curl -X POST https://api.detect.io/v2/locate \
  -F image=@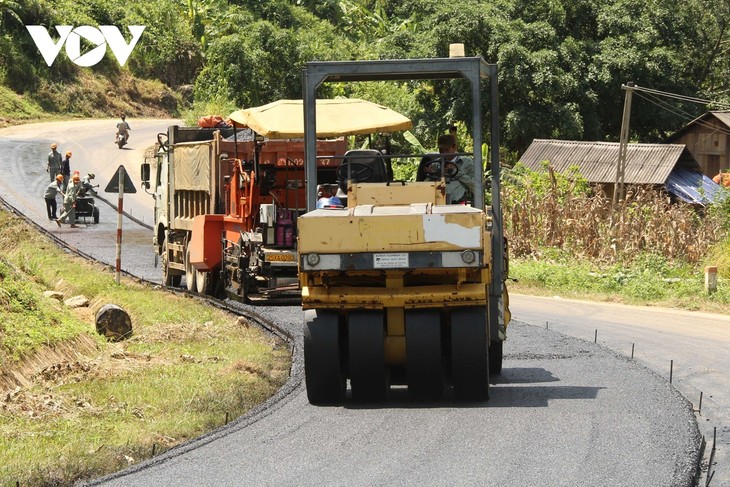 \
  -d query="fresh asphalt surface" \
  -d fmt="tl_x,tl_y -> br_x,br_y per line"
0,121 -> 711,486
